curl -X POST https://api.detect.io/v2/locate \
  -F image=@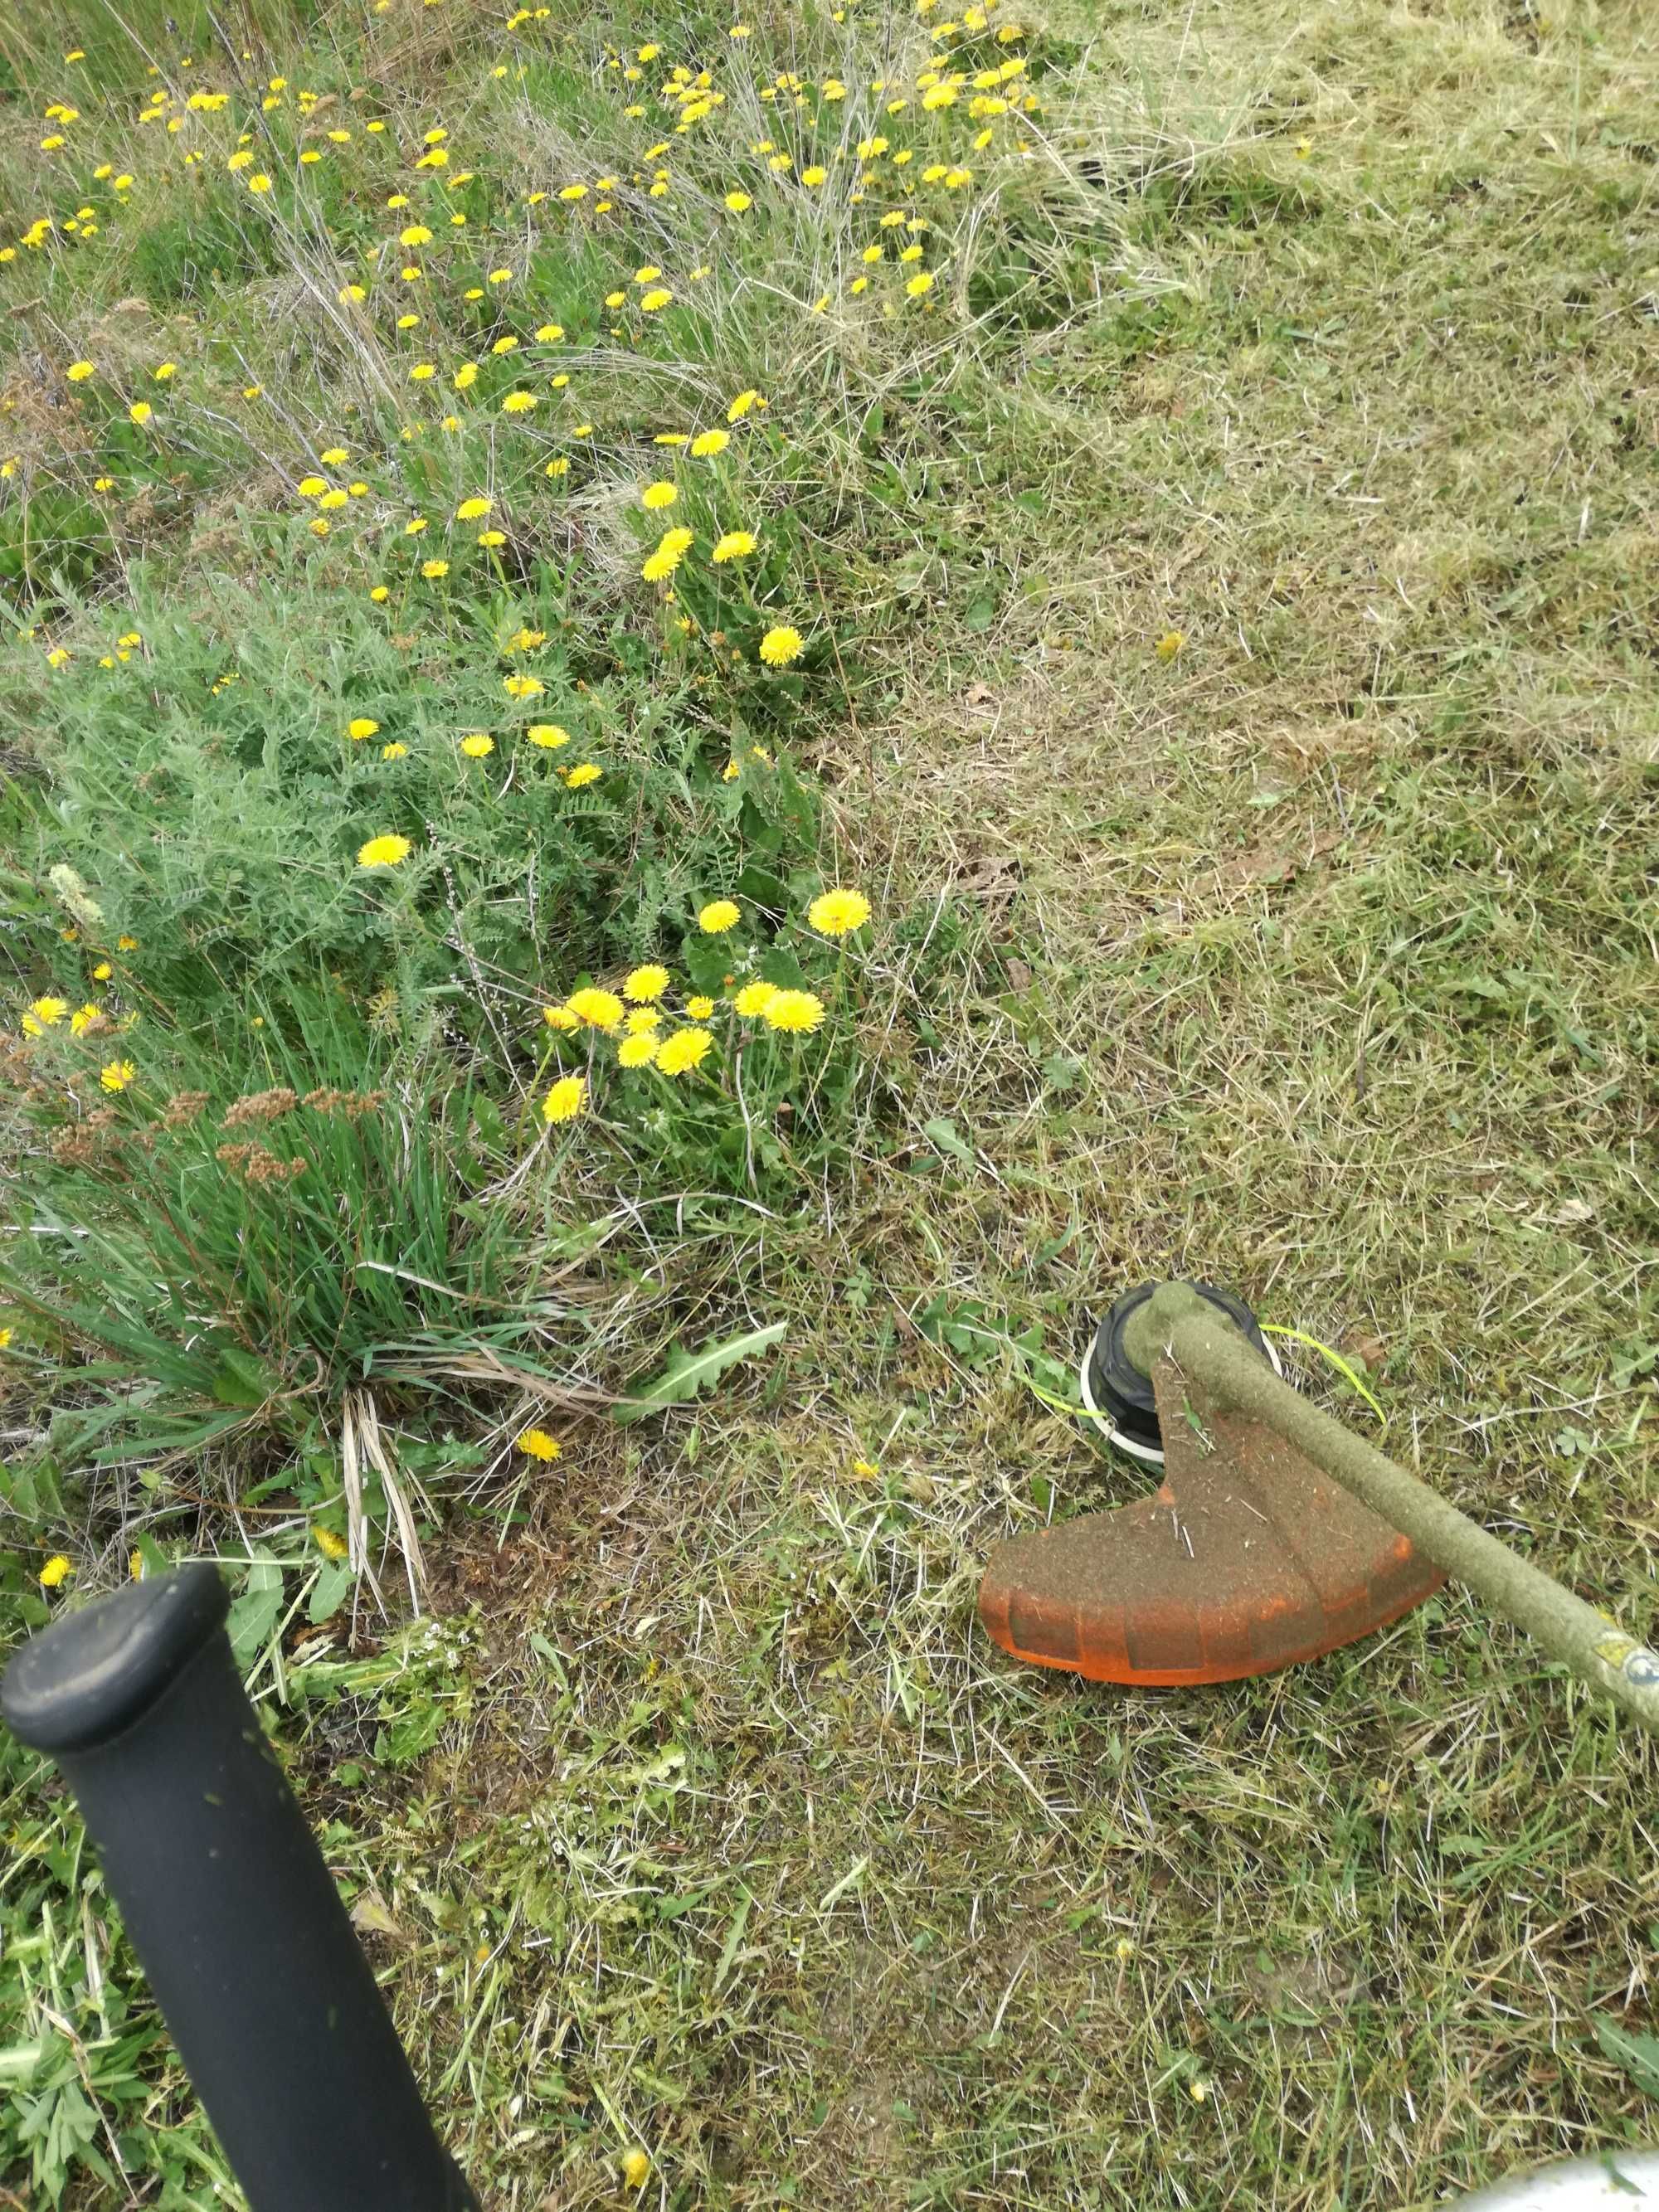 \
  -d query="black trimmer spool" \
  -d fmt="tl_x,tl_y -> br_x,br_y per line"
1082,1280 -> 1281,1466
